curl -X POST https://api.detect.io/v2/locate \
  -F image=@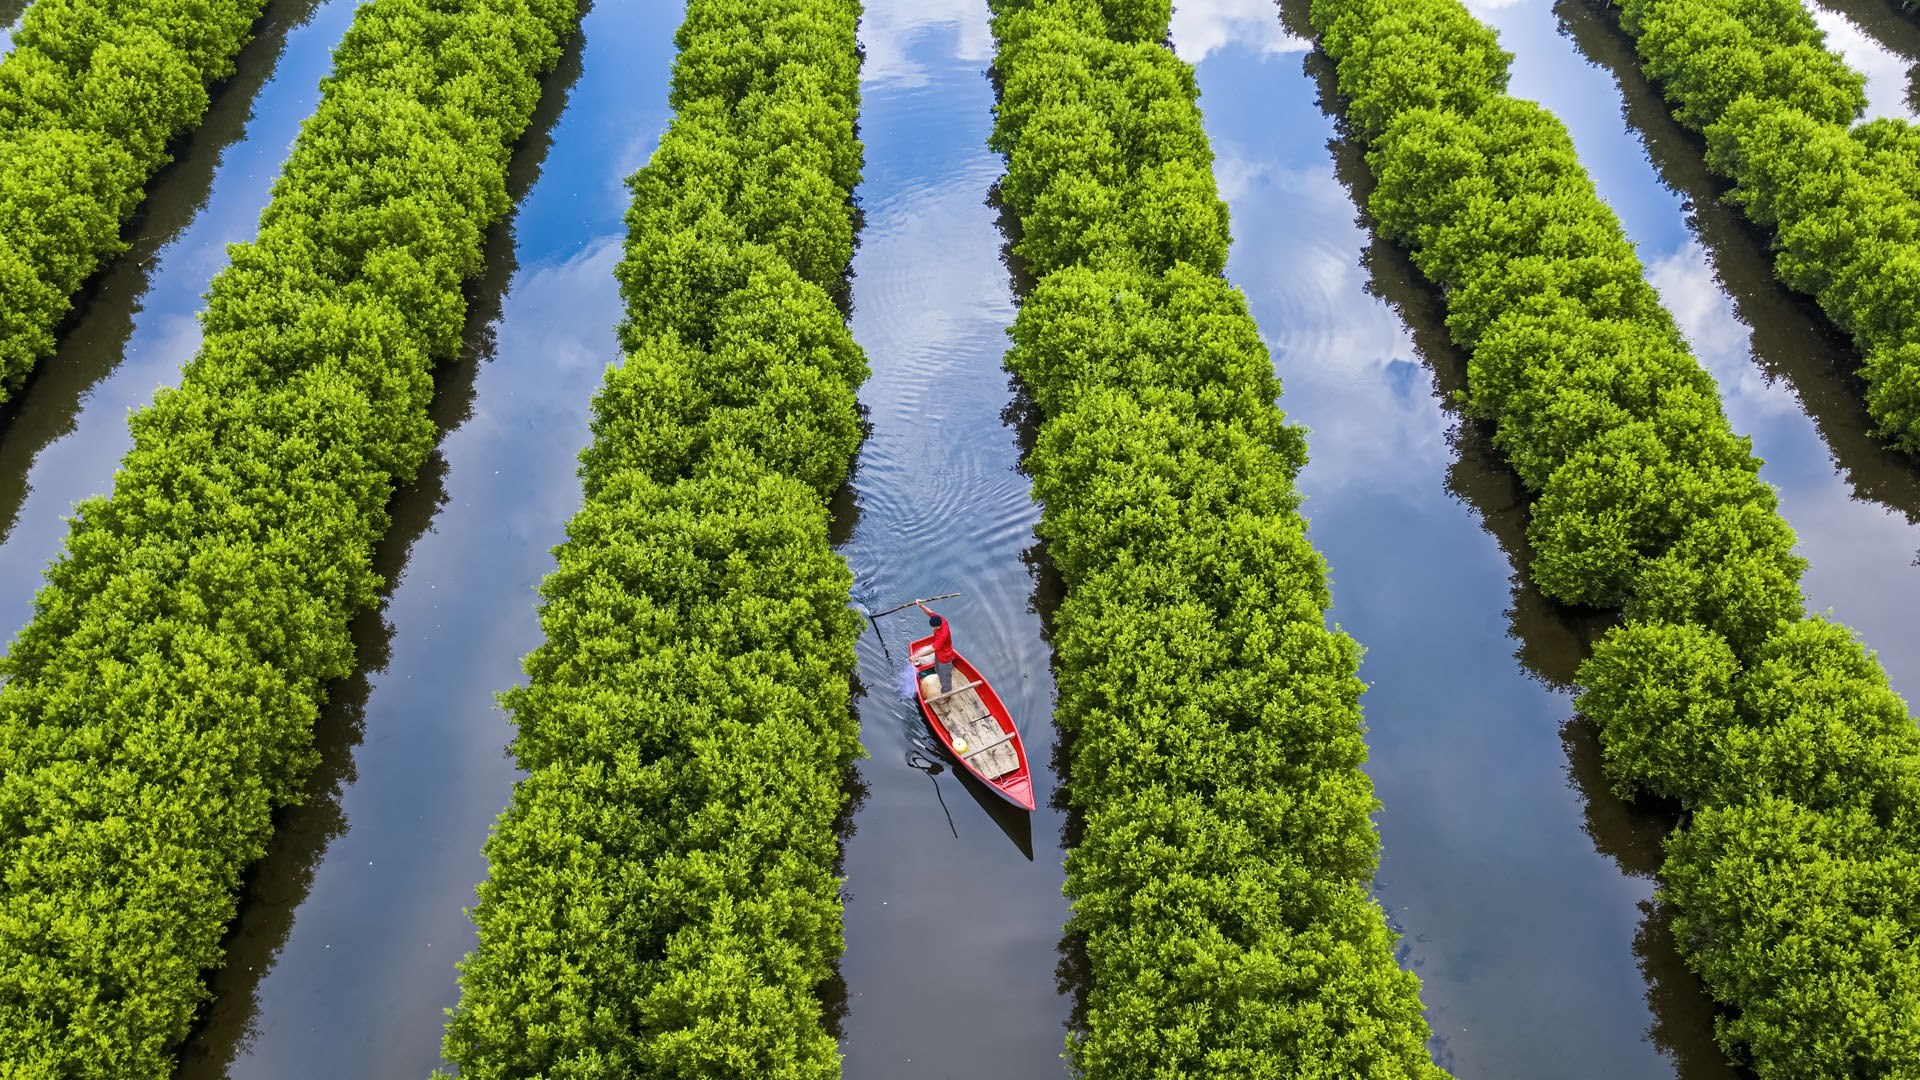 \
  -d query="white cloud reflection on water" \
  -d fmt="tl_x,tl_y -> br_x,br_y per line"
1197,59 -> 1670,1080
859,0 -> 992,88
1808,5 -> 1920,122
1643,241 -> 1803,425
1458,0 -> 1528,17
1169,0 -> 1305,62
1644,242 -> 1920,707
220,231 -> 625,1079
1210,142 -> 1449,498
